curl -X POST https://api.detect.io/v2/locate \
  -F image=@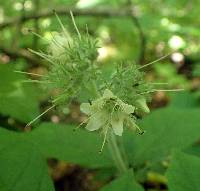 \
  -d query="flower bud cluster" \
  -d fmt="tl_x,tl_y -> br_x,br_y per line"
41,31 -> 99,105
